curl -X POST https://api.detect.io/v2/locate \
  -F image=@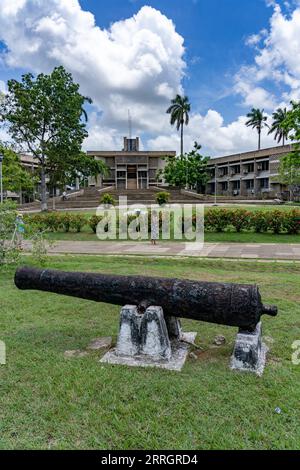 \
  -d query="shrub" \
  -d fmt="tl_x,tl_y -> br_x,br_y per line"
70,214 -> 87,233
282,209 -> 300,234
43,212 -> 61,232
156,191 -> 170,206
249,211 -> 269,233
227,208 -> 251,232
59,213 -> 72,232
205,208 -> 230,232
100,193 -> 116,206
265,210 -> 285,234
89,215 -> 106,233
